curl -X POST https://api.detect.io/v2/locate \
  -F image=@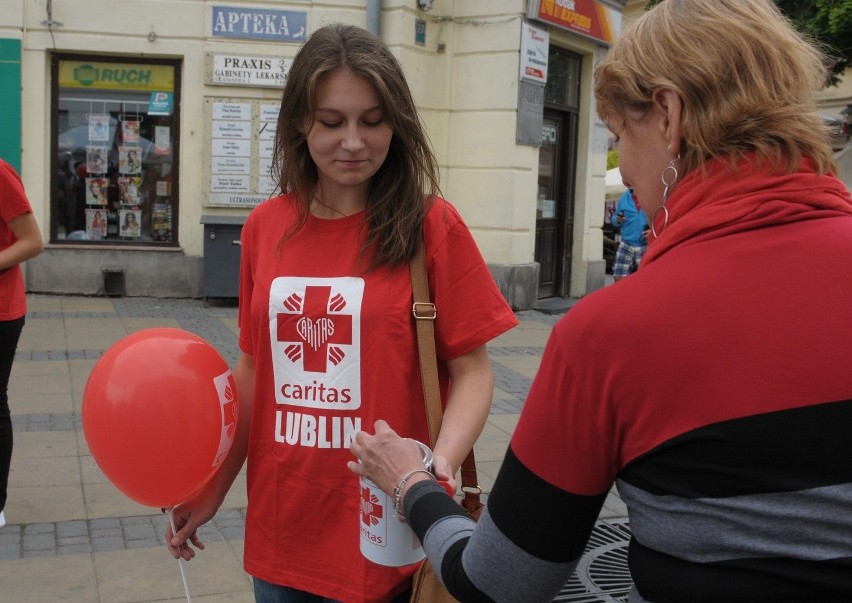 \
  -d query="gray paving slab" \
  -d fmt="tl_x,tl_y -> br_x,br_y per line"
0,291 -> 627,602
